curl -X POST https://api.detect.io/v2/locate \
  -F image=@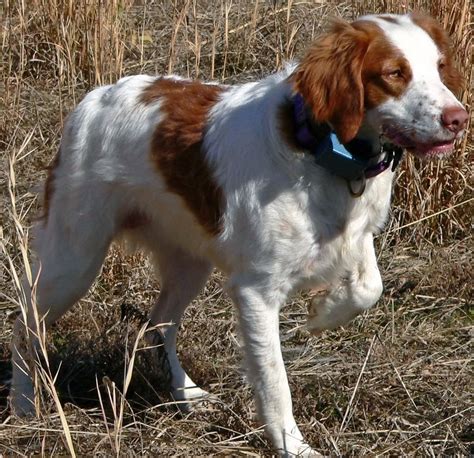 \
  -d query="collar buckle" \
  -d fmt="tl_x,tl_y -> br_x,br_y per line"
347,175 -> 366,197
